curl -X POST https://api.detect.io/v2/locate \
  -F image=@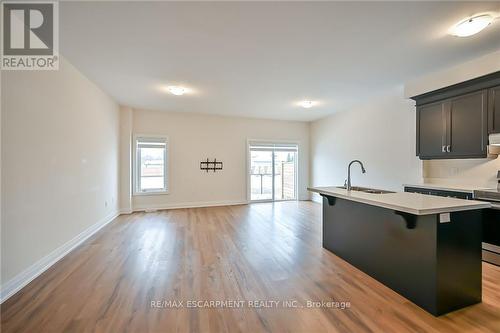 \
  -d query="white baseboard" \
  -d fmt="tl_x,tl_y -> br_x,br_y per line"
0,211 -> 119,304
132,200 -> 248,212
